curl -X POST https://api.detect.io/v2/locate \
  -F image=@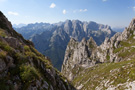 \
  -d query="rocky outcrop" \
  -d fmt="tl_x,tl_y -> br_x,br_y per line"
62,17 -> 135,83
61,37 -> 98,80
0,11 -> 75,90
